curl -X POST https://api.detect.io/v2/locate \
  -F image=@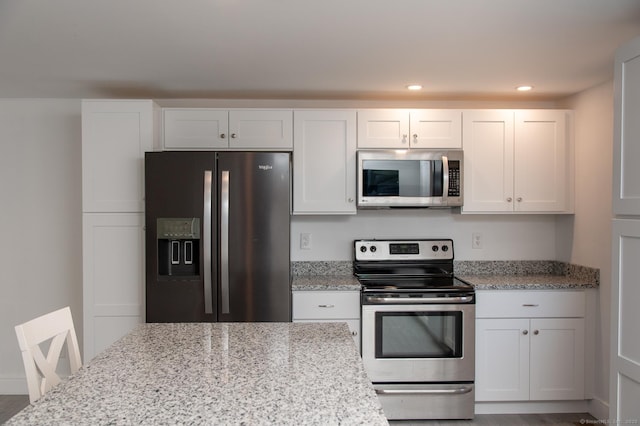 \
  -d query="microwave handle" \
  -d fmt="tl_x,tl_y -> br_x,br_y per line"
442,155 -> 449,201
